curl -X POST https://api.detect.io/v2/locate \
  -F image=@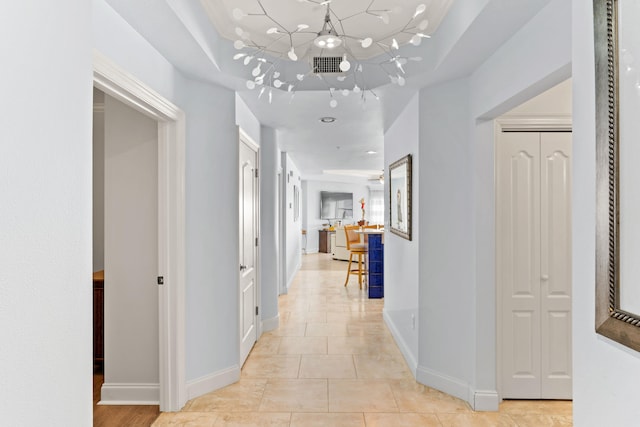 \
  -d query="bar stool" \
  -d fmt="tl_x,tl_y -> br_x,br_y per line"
343,225 -> 367,288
